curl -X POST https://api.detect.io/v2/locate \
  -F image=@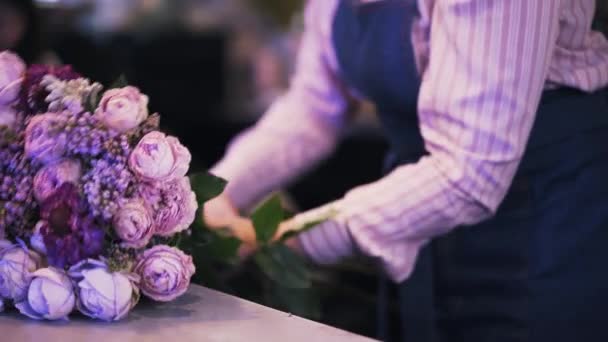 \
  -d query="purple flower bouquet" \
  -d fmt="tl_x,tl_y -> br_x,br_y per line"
0,51 -> 213,321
